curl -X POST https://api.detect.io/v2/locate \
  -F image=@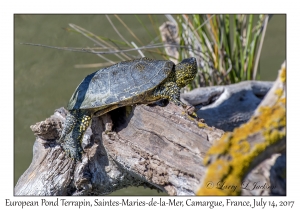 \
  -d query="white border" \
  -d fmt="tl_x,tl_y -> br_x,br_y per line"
2,1 -> 298,209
